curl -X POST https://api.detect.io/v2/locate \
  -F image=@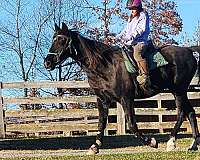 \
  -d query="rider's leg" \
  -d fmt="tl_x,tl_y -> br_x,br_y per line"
133,43 -> 151,86
136,59 -> 151,85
